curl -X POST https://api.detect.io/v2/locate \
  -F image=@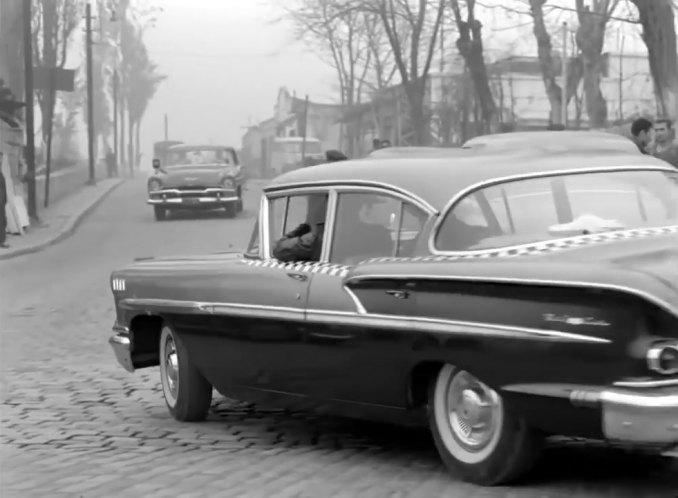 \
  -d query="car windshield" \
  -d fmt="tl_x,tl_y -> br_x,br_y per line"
435,169 -> 678,252
167,148 -> 232,166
